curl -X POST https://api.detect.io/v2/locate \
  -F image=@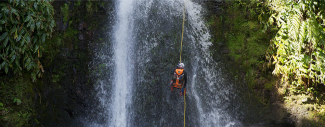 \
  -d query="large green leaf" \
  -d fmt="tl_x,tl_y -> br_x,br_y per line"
20,33 -> 28,46
11,55 -> 16,63
33,2 -> 38,10
0,0 -> 58,80
36,21 -> 41,29
11,7 -> 19,18
30,21 -> 35,31
0,19 -> 6,24
3,37 -> 9,47
41,33 -> 45,43
1,5 -> 9,14
0,32 -> 8,41
5,63 -> 8,74
16,34 -> 22,42
26,61 -> 32,70
10,26 -> 17,35
1,62 -> 5,68
15,58 -> 21,70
